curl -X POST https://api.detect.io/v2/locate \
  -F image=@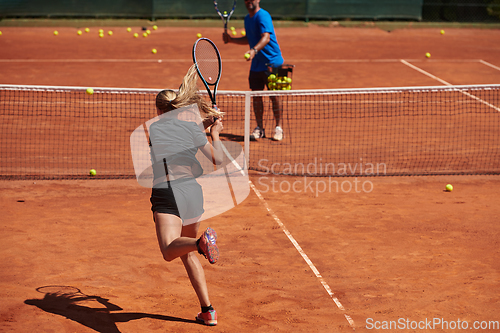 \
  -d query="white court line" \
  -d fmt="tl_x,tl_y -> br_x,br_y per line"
0,58 -> 485,64
249,181 -> 356,330
400,59 -> 500,113
400,59 -> 452,86
480,59 -> 500,71
218,146 -> 354,329
0,59 -> 189,63
217,144 -> 354,328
